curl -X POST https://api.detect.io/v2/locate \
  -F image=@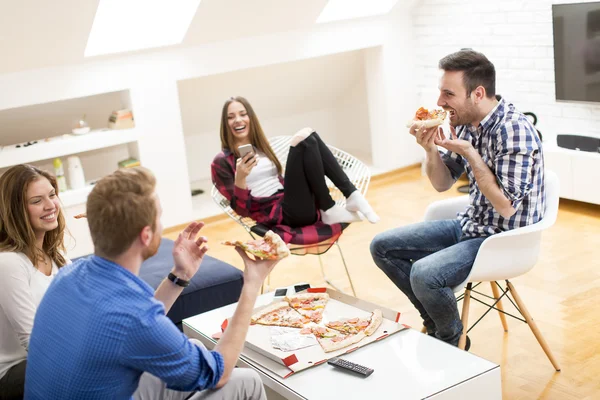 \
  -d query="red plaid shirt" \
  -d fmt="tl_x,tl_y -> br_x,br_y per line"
211,150 -> 347,246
